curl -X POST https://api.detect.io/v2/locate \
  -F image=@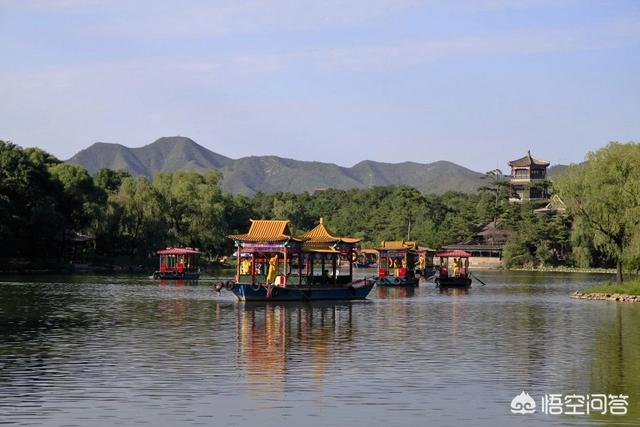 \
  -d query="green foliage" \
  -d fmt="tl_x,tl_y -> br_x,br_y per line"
556,142 -> 640,282
583,281 -> 640,296
478,169 -> 510,222
0,141 -> 63,259
93,168 -> 131,194
105,176 -> 166,259
5,139 -> 636,275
